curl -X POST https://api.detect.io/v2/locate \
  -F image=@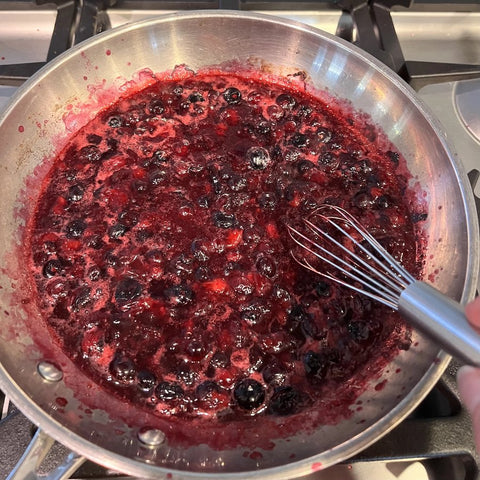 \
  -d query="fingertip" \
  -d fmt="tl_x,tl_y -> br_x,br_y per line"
457,365 -> 480,413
